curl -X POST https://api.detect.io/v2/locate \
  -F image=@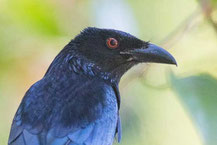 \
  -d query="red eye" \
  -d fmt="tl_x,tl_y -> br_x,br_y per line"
106,38 -> 119,49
